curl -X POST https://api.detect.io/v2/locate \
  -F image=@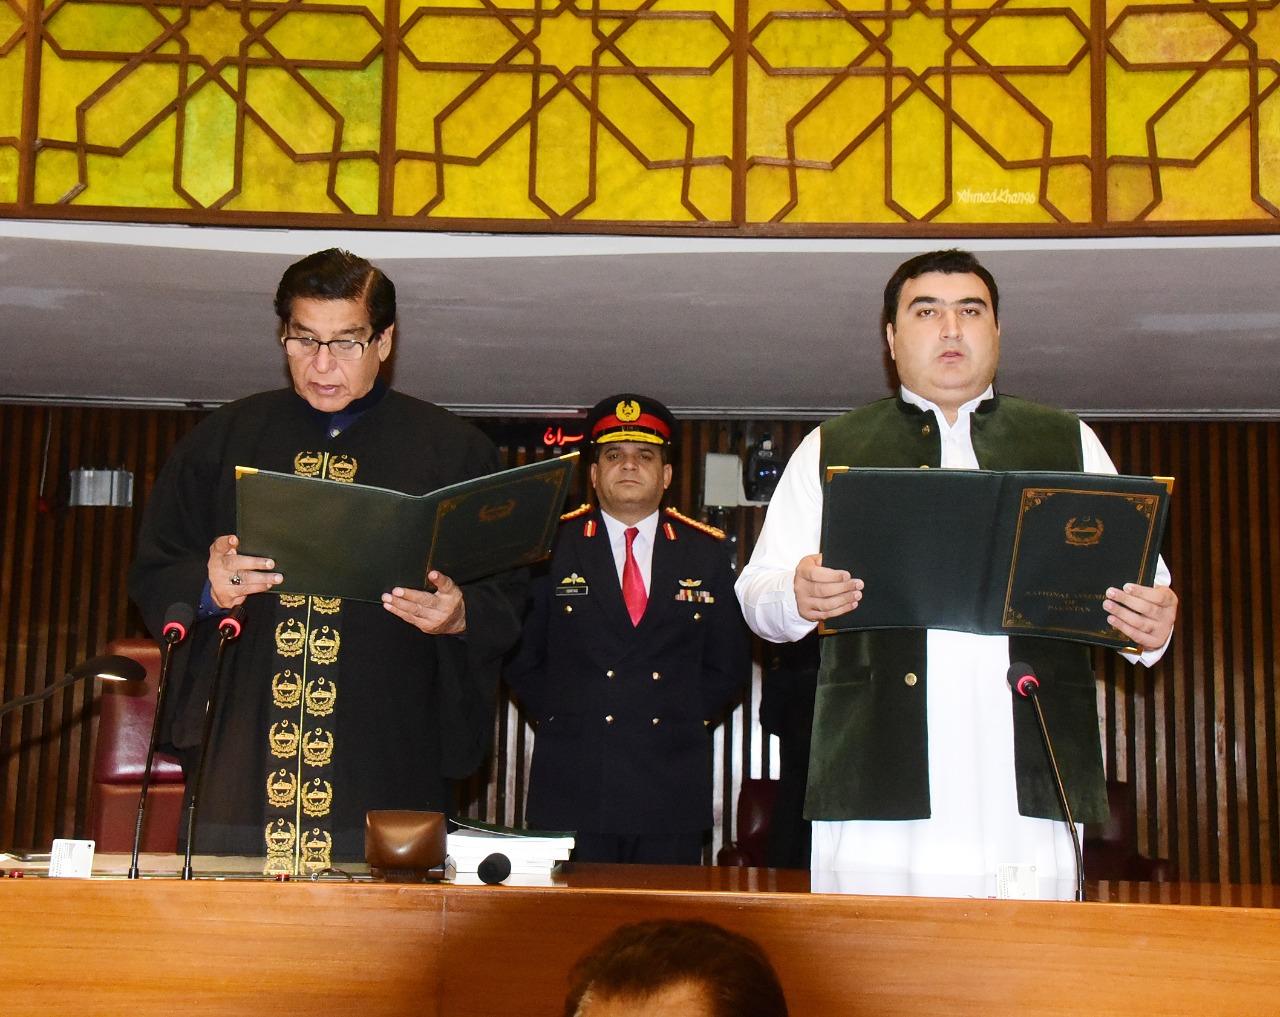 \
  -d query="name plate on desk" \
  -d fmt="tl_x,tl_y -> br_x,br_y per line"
819,468 -> 1172,650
